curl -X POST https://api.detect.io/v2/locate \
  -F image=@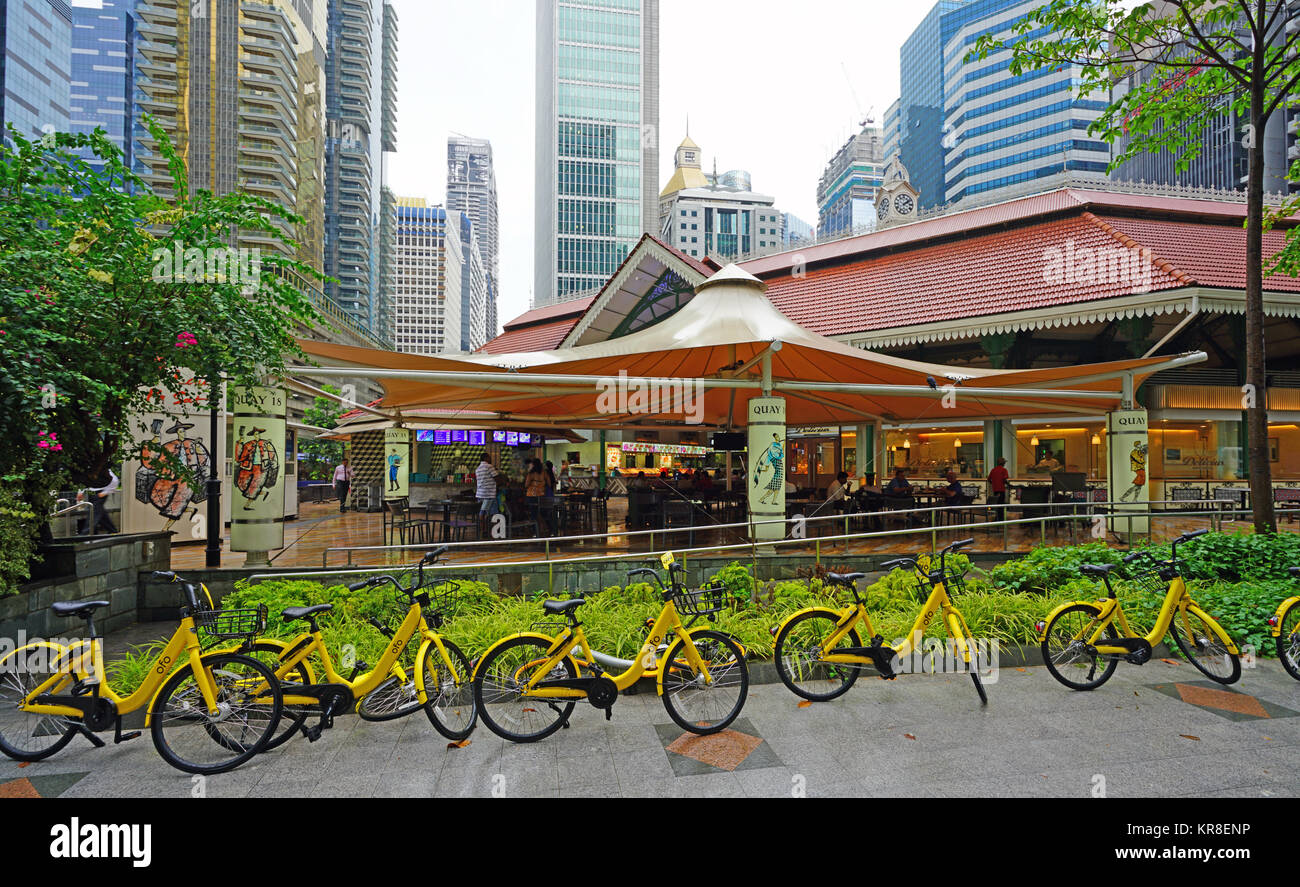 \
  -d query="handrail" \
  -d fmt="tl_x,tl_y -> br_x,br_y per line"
50,501 -> 94,519
315,498 -> 1240,572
